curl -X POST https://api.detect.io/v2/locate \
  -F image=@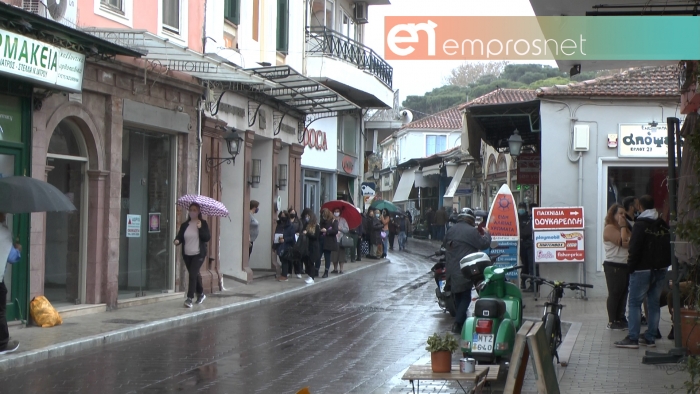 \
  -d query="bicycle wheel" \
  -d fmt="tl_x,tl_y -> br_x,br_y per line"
544,313 -> 559,359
